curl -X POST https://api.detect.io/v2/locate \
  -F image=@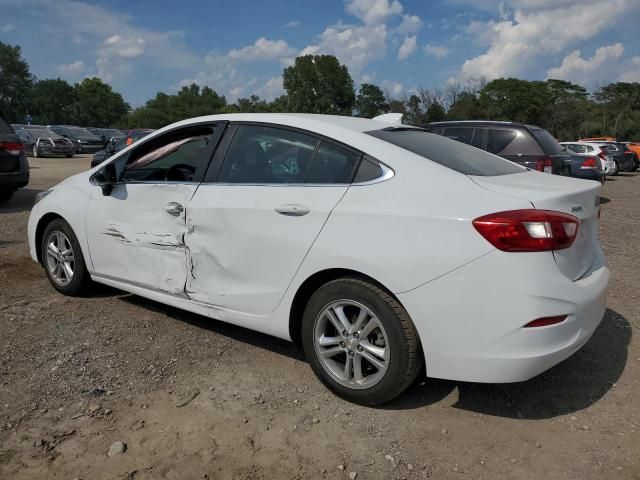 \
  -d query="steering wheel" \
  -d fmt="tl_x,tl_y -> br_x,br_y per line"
165,163 -> 196,181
